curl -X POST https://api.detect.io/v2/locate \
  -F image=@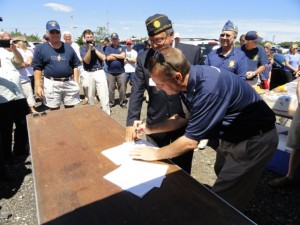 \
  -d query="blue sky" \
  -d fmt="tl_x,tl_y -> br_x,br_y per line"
1,0 -> 300,43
